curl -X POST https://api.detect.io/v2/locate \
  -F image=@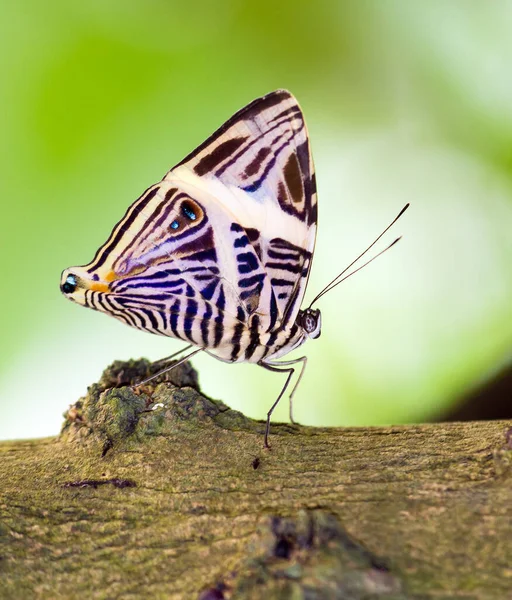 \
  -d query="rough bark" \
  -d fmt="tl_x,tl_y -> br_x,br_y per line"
0,359 -> 511,599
